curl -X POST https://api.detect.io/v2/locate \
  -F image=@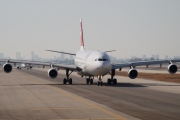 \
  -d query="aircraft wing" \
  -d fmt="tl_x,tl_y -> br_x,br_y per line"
111,59 -> 180,69
0,59 -> 78,71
